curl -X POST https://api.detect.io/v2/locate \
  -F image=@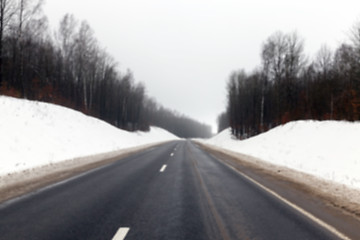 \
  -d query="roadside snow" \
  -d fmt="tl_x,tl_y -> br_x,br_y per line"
199,121 -> 360,190
0,96 -> 179,177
